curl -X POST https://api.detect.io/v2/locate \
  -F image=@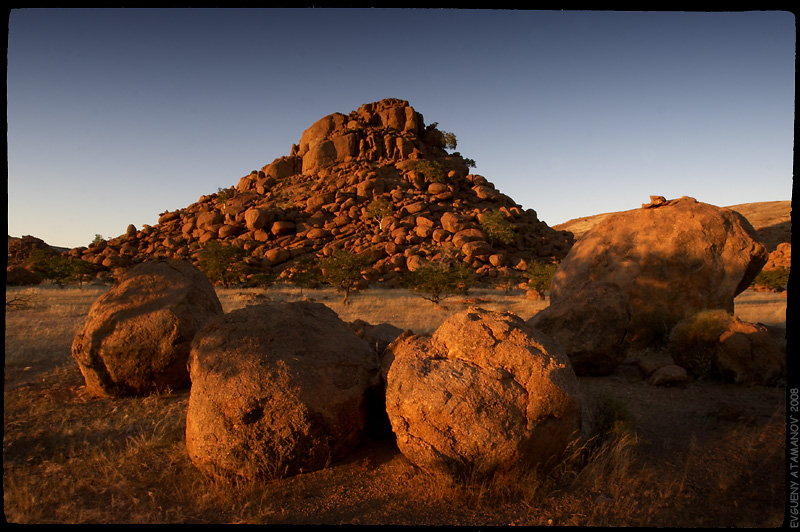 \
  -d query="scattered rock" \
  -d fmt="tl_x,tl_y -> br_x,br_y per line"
648,364 -> 689,386
715,317 -> 786,385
